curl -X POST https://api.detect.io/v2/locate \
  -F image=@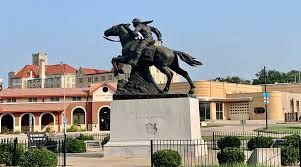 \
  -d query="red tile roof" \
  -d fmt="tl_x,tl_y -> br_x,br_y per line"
0,103 -> 65,113
89,82 -> 117,94
14,65 -> 39,78
0,88 -> 89,98
46,64 -> 76,75
13,64 -> 77,79
81,67 -> 112,75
